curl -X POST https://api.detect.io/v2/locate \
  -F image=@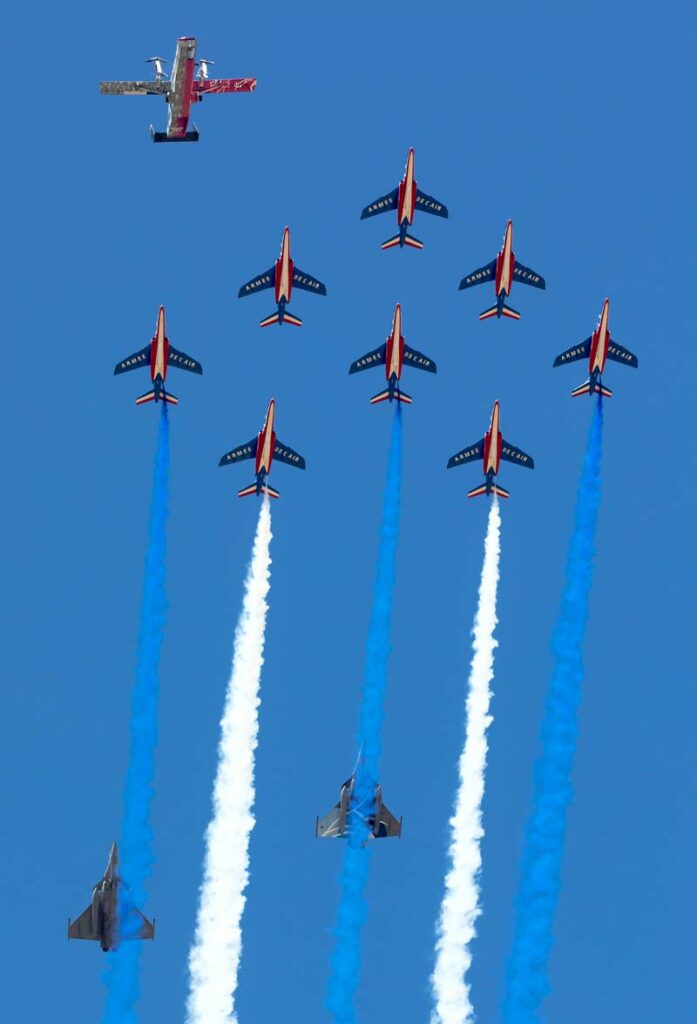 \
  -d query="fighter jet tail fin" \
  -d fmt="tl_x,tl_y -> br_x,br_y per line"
571,379 -> 612,399
238,483 -> 280,499
479,303 -> 521,321
381,232 -> 424,251
135,389 -> 179,406
467,483 -> 510,499
260,310 -> 303,328
370,388 -> 412,405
